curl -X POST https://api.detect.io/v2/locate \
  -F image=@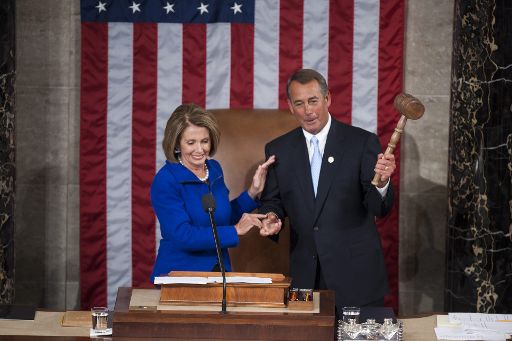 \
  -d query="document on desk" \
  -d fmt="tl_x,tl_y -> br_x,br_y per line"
208,276 -> 272,284
154,276 -> 209,285
449,313 -> 512,323
154,276 -> 272,285
434,327 -> 508,340
434,313 -> 512,340
450,313 -> 512,333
